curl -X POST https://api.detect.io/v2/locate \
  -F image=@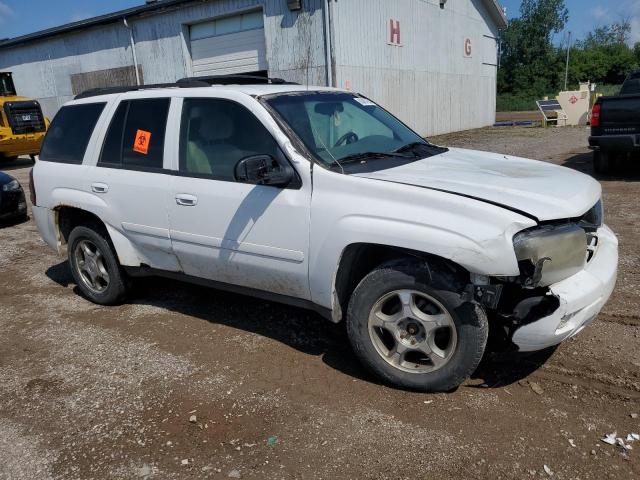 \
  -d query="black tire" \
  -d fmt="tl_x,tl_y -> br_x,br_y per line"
0,154 -> 18,162
346,260 -> 488,392
593,149 -> 610,175
67,224 -> 128,305
610,151 -> 625,174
